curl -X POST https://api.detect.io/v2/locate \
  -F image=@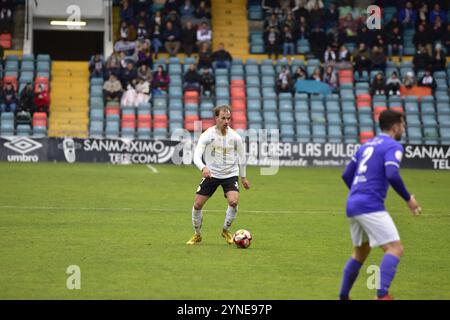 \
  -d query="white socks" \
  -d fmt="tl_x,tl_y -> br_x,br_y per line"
192,207 -> 203,235
223,205 -> 238,230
